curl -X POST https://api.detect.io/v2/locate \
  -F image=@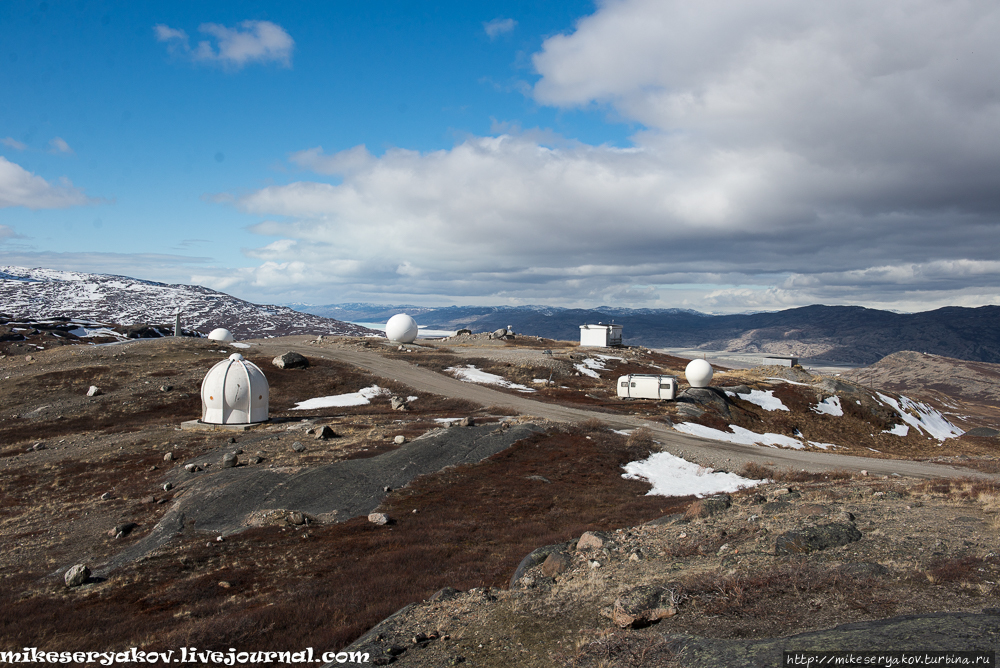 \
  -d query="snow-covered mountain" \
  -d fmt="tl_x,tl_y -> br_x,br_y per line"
0,266 -> 377,340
